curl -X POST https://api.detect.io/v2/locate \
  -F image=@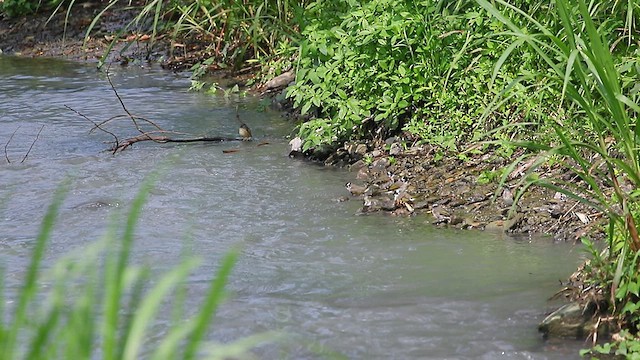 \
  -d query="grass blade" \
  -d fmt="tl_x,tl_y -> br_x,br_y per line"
183,249 -> 238,360
4,179 -> 69,359
122,258 -> 200,360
